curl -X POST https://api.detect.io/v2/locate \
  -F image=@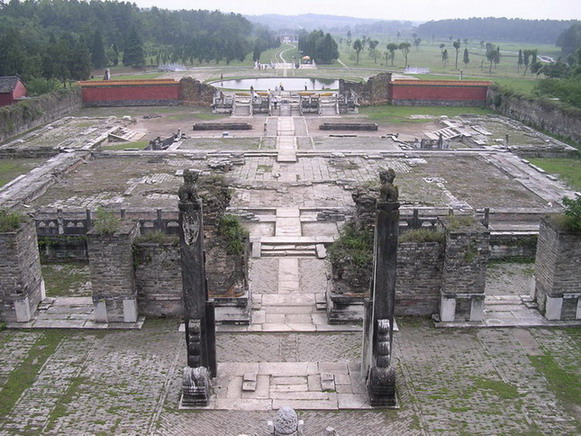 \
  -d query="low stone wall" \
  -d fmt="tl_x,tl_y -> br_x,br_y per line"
38,235 -> 88,262
392,99 -> 485,107
489,232 -> 537,260
134,241 -> 183,317
534,217 -> 581,320
0,219 -> 44,322
339,73 -> 392,106
319,123 -> 378,131
396,241 -> 444,316
487,87 -> 581,144
0,87 -> 82,143
193,122 -> 251,130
